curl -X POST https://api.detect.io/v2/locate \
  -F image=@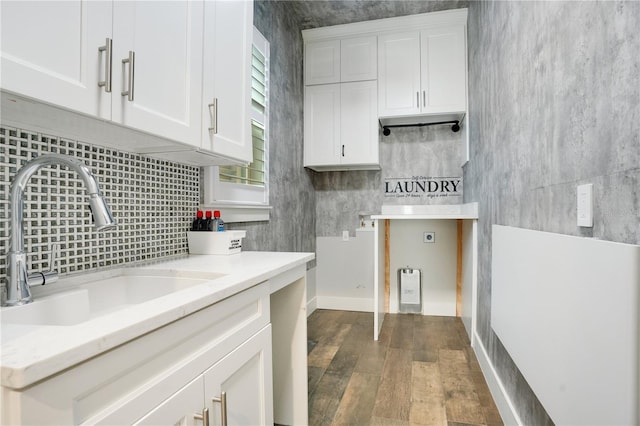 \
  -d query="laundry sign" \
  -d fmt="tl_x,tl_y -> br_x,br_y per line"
384,176 -> 462,199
